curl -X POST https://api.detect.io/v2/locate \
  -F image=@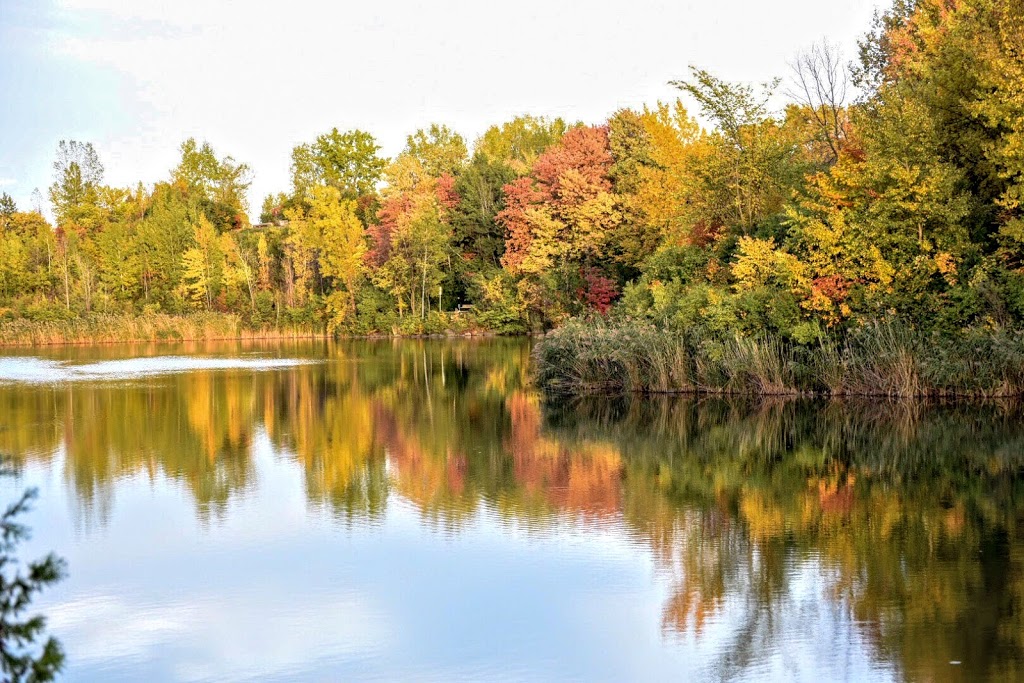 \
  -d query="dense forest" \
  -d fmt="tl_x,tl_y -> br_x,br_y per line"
1,0 -> 1023,347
